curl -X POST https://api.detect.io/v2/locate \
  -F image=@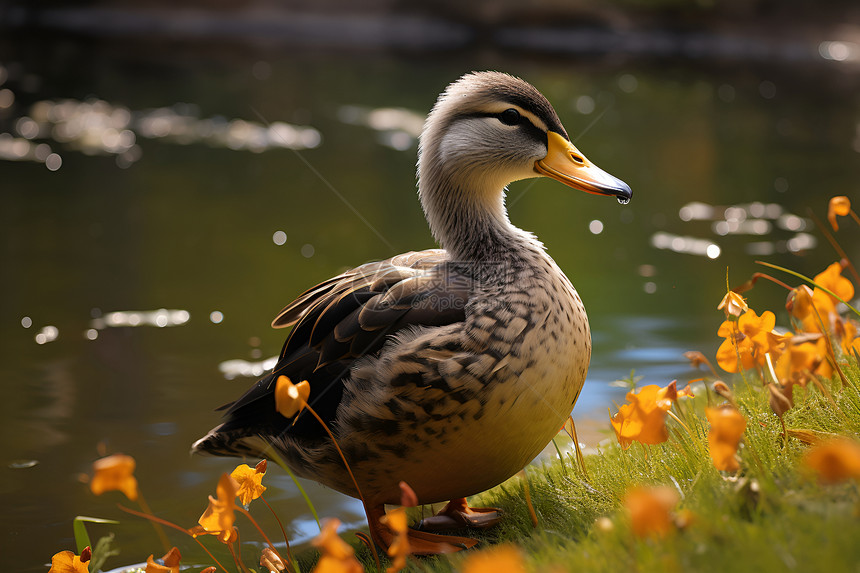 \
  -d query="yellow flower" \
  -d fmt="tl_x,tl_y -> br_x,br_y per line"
828,195 -> 851,231
145,547 -> 181,573
231,460 -> 267,506
716,309 -> 781,372
717,290 -> 749,317
311,519 -> 363,573
812,262 -> 854,316
706,406 -> 746,472
461,545 -> 527,573
49,548 -> 90,573
609,381 -> 677,449
803,438 -> 860,484
275,375 -> 311,418
381,507 -> 410,573
624,485 -> 679,539
192,473 -> 239,541
90,454 -> 139,501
